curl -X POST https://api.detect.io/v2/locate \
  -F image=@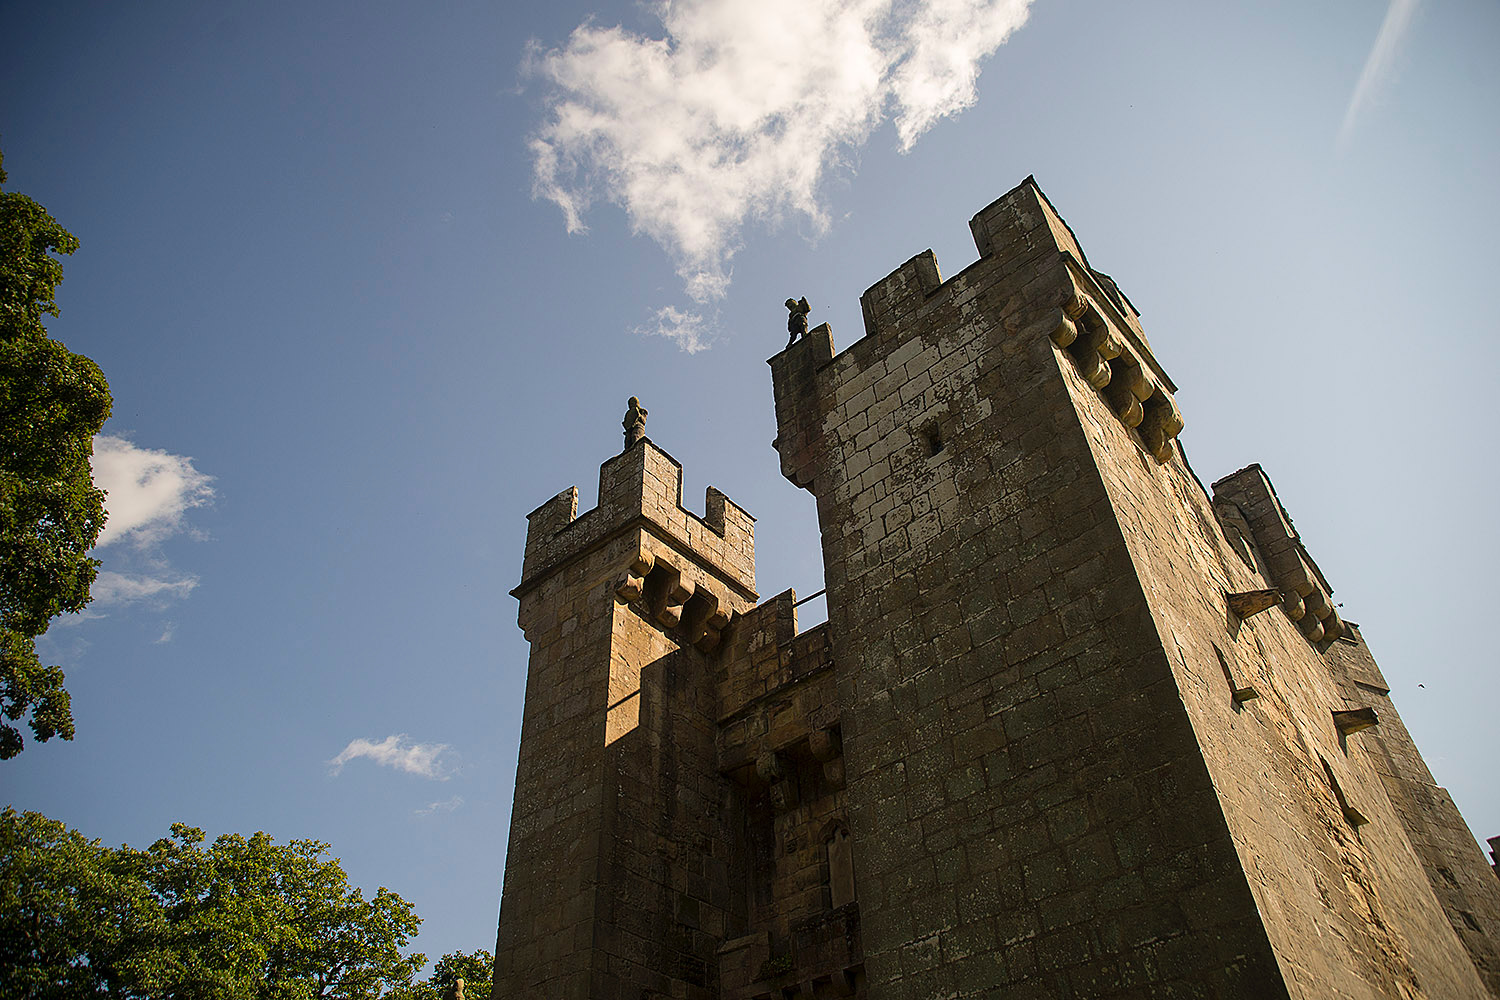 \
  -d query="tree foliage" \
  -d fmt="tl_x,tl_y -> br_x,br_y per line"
0,148 -> 113,758
0,808 -> 425,999
388,949 -> 493,1000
